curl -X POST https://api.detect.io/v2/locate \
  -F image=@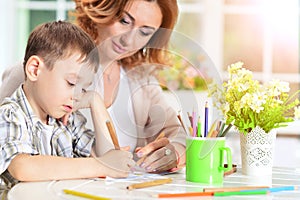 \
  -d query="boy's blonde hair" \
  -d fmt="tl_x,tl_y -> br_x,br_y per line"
23,20 -> 99,76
